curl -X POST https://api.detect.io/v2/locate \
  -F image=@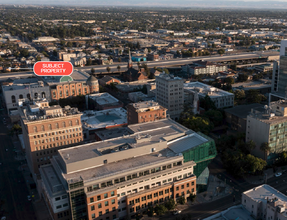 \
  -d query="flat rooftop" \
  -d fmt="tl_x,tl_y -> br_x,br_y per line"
156,73 -> 183,81
130,100 -> 165,111
40,165 -> 65,196
59,119 -> 190,163
232,79 -> 271,91
244,185 -> 287,212
88,93 -> 120,106
3,77 -> 46,91
168,133 -> 208,154
225,103 -> 264,119
95,127 -> 132,141
61,148 -> 178,183
81,108 -> 127,130
203,205 -> 254,220
184,82 -> 234,98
